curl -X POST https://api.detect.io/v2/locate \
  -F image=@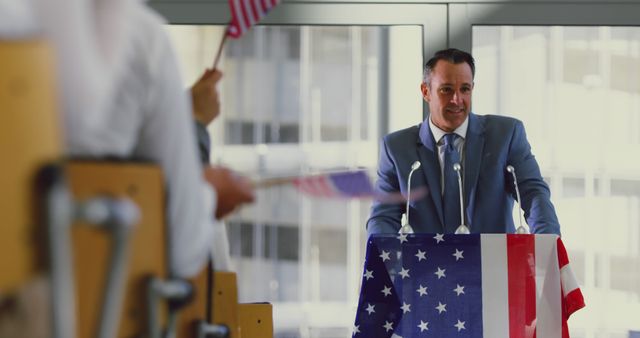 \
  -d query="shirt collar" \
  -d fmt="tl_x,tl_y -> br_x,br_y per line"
429,115 -> 469,144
